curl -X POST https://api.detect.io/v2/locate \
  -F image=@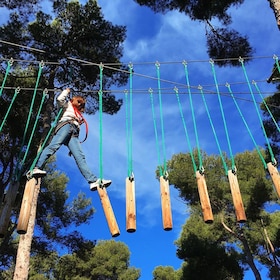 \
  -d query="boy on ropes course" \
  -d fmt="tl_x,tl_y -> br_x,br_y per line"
29,88 -> 111,191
